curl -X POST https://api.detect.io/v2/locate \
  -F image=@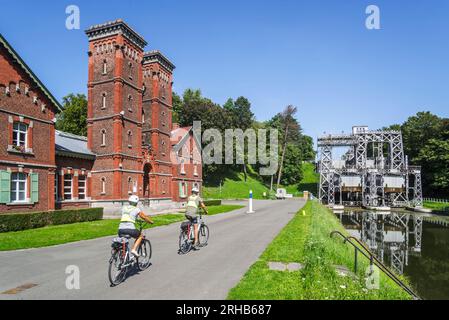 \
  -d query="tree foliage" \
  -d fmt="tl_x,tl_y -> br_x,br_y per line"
55,94 -> 88,136
390,111 -> 449,197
